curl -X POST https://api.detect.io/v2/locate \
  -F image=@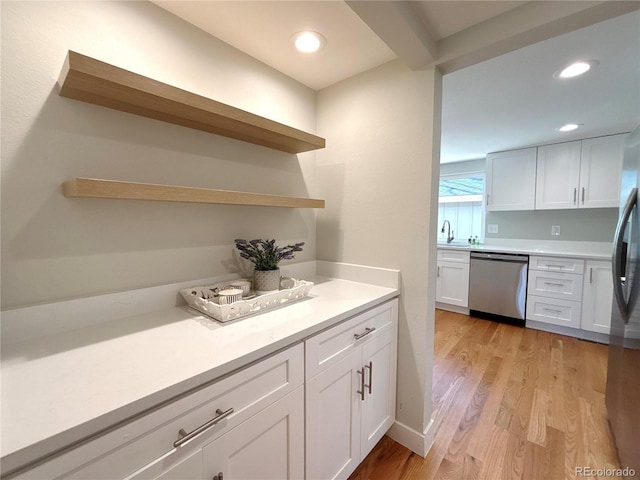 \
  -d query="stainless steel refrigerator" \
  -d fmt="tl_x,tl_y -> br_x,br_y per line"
608,125 -> 640,475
